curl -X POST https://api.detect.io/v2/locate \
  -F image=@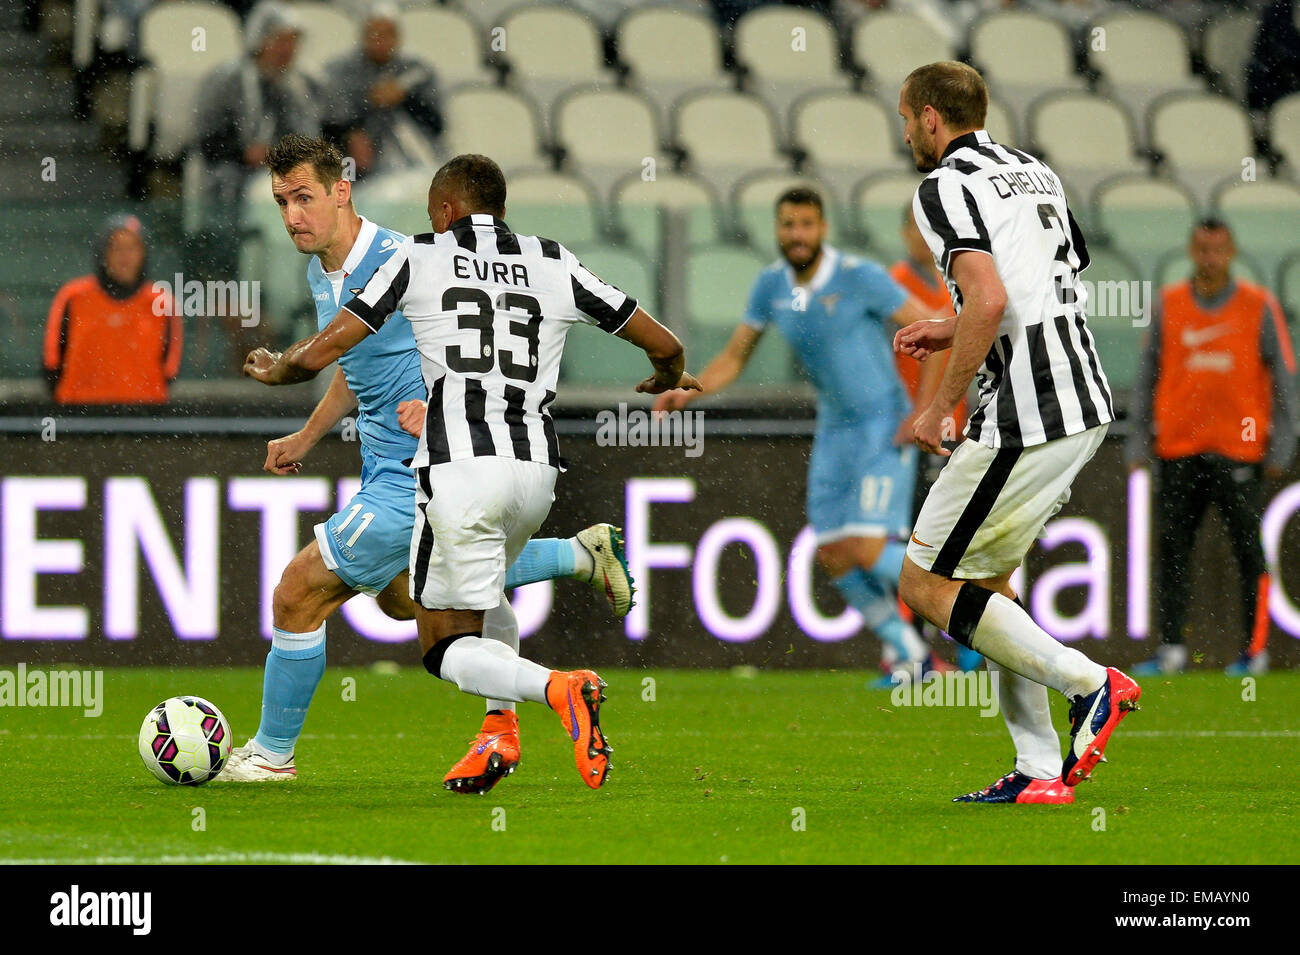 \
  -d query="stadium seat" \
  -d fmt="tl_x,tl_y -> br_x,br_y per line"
791,91 -> 908,199
985,97 -> 1017,147
560,244 -> 660,386
852,11 -> 953,97
1148,92 -> 1254,206
1028,91 -> 1146,204
1086,10 -> 1202,139
1201,13 -> 1261,104
616,6 -> 730,130
611,170 -> 722,251
553,87 -> 662,204
673,90 -> 787,199
968,11 -> 1084,134
499,170 -> 603,248
732,6 -> 851,138
498,5 -> 611,125
852,171 -> 927,264
287,2 -> 359,82
1079,244 -> 1146,392
1268,94 -> 1300,179
1213,178 -> 1300,277
1093,174 -> 1199,279
352,168 -> 438,238
687,245 -> 796,384
732,170 -> 843,250
453,0 -> 523,29
127,2 -> 242,159
397,6 -> 495,87
442,86 -> 548,175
